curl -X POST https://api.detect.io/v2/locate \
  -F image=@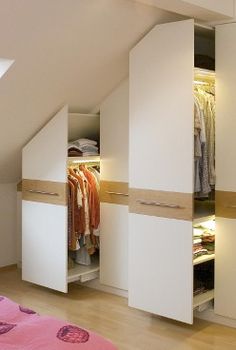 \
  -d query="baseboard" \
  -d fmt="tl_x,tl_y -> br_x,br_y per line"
0,264 -> 17,271
195,307 -> 236,328
77,278 -> 128,298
